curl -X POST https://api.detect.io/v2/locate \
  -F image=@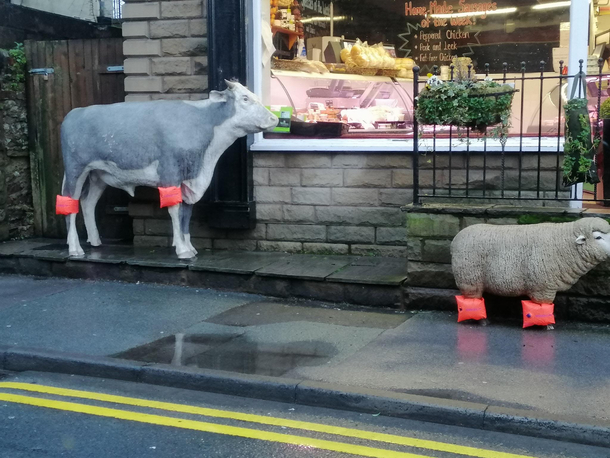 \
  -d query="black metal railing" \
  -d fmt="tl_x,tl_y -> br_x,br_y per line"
411,59 -> 610,208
